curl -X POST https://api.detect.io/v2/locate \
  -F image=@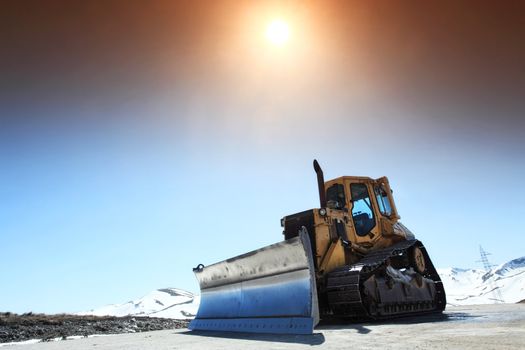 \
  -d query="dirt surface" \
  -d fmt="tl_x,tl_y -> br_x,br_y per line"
4,304 -> 525,349
0,313 -> 188,344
